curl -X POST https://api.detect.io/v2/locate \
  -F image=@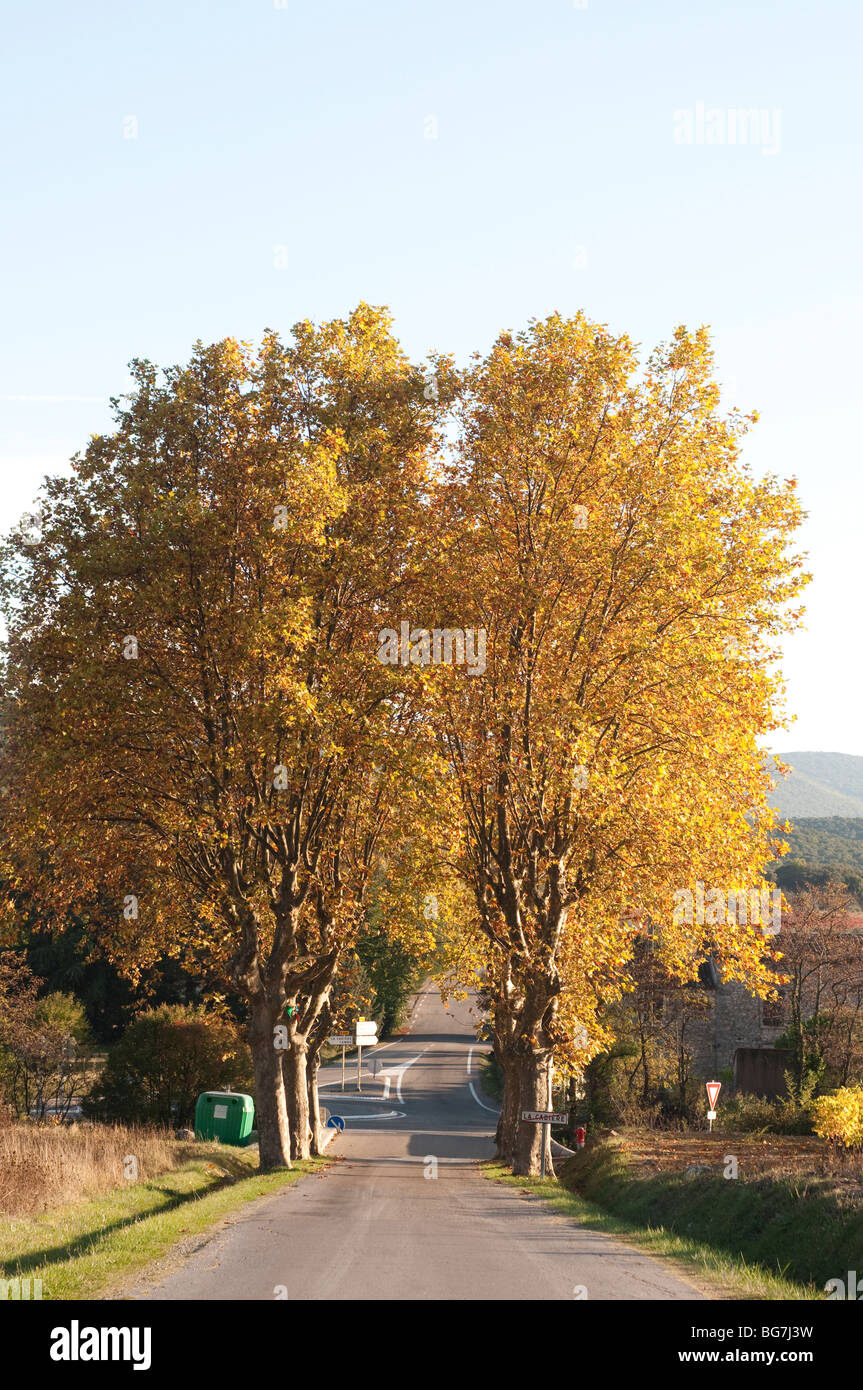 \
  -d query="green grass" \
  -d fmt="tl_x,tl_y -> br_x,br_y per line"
562,1137 -> 863,1293
480,1158 -> 823,1300
0,1145 -> 327,1300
